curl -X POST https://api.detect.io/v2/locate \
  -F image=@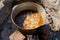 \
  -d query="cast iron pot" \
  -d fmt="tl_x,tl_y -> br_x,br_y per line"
11,2 -> 47,35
